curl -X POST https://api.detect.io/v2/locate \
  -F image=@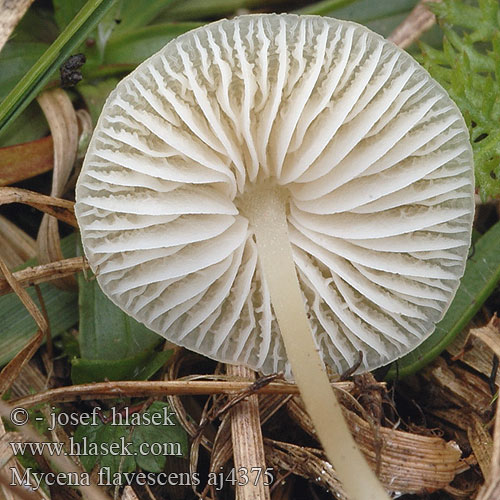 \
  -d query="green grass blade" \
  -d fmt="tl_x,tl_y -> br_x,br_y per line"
0,0 -> 117,140
385,220 -> 500,379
